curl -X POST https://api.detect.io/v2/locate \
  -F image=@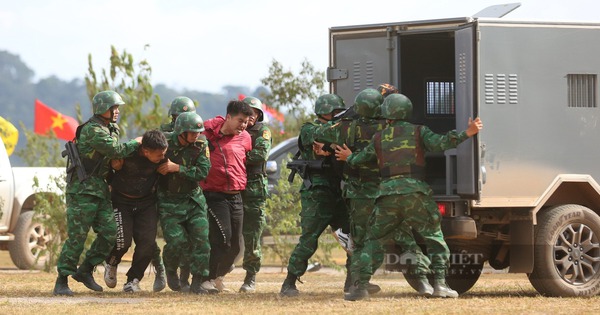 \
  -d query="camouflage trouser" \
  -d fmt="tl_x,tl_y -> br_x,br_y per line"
159,196 -> 210,277
241,189 -> 267,274
347,197 -> 384,285
287,186 -> 350,277
367,192 -> 449,279
151,242 -> 163,267
57,193 -> 117,276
